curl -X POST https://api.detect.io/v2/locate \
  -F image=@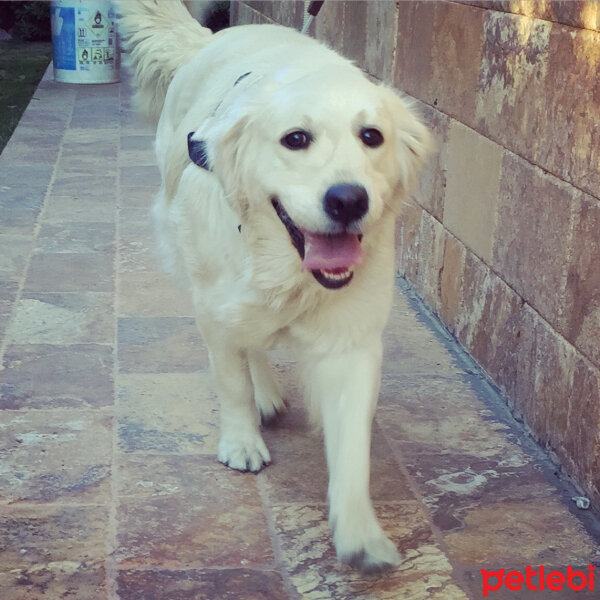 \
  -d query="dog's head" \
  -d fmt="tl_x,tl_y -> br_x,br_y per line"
189,67 -> 430,290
